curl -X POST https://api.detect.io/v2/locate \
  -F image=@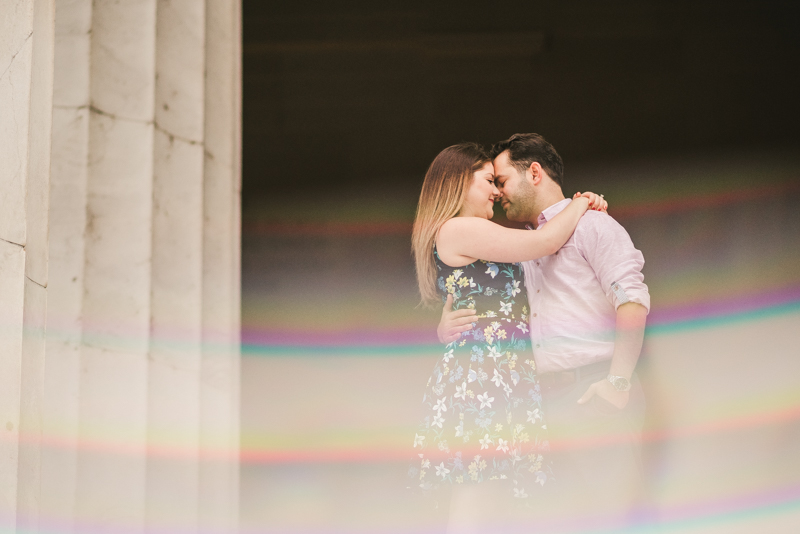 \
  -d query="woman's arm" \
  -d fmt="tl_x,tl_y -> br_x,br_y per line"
437,196 -> 594,266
